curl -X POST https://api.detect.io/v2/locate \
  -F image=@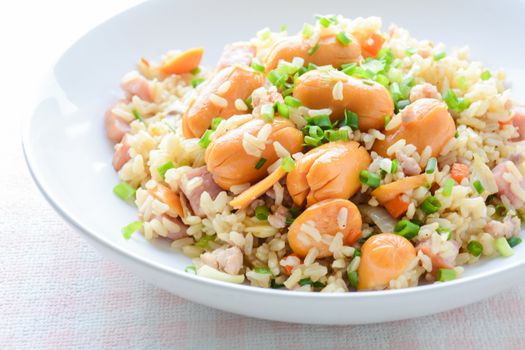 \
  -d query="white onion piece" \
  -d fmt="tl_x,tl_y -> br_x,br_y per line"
359,205 -> 397,233
472,154 -> 498,196
197,265 -> 245,284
